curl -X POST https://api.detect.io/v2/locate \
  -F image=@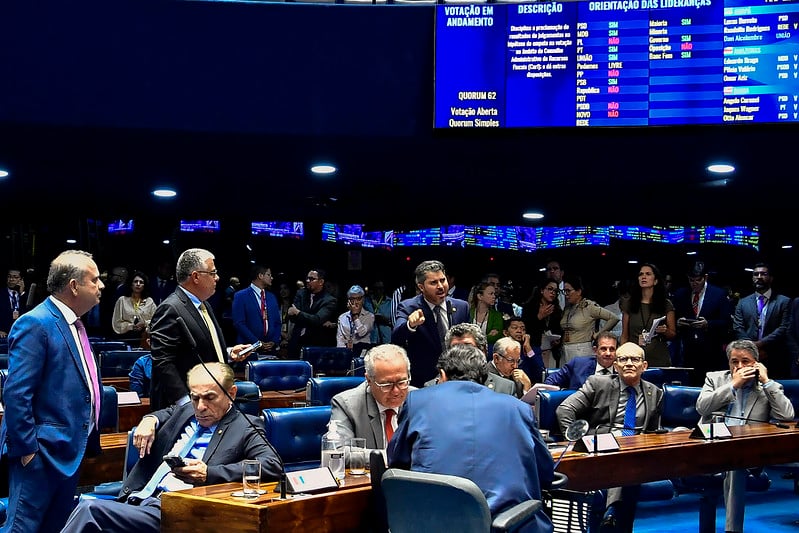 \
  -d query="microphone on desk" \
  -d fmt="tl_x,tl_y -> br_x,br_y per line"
710,411 -> 791,429
176,316 -> 289,499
